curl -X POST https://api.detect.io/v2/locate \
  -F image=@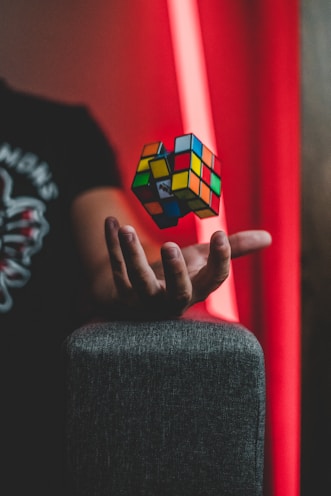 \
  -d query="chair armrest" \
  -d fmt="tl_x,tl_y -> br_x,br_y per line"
63,318 -> 265,496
